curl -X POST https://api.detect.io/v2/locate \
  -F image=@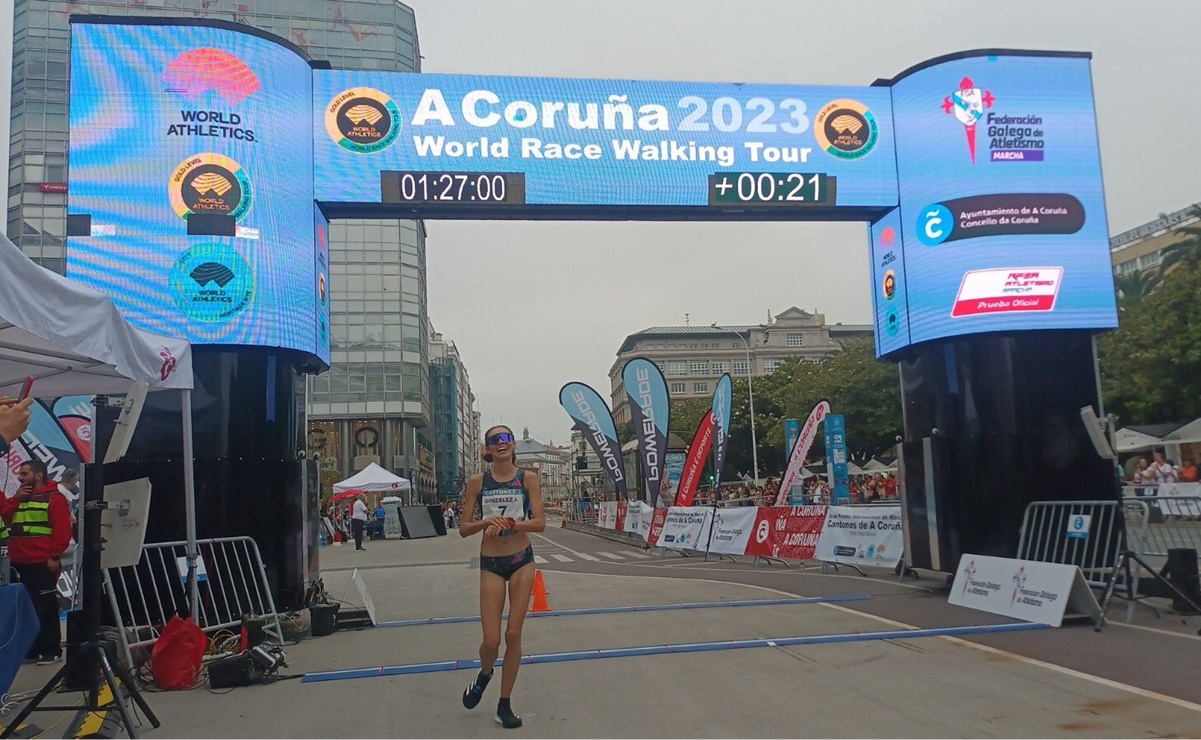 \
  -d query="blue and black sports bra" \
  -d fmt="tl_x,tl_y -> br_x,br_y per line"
479,469 -> 531,537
